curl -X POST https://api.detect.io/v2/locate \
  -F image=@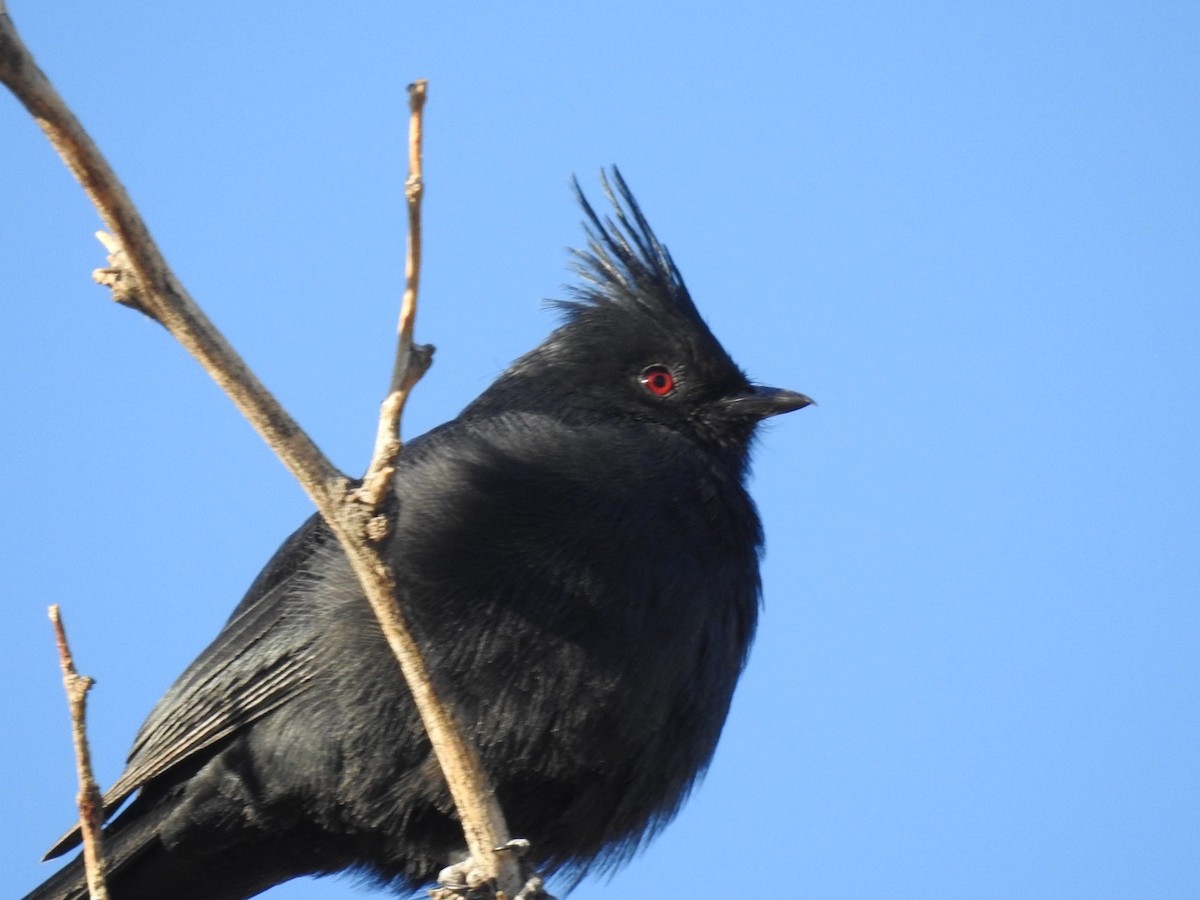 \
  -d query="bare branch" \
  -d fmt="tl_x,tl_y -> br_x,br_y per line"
345,78 -> 531,896
360,79 -> 435,507
0,0 -> 343,509
48,605 -> 109,900
2,9 -> 537,897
